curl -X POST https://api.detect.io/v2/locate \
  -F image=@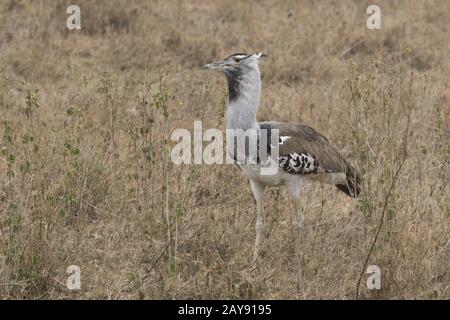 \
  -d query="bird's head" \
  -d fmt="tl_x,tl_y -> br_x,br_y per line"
202,52 -> 267,74
203,52 -> 266,102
